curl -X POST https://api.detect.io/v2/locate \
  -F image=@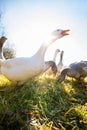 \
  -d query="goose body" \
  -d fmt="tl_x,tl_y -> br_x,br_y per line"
57,60 -> 87,83
0,29 -> 70,83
